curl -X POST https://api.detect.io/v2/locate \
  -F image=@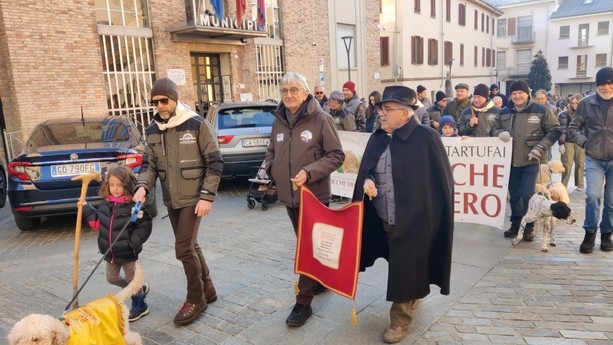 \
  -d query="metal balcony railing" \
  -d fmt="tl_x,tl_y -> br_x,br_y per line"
512,30 -> 535,44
